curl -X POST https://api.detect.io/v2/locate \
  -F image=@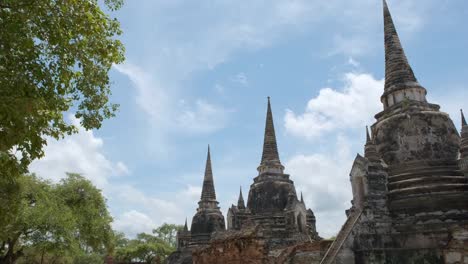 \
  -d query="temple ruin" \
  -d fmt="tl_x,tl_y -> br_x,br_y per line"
167,1 -> 468,263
